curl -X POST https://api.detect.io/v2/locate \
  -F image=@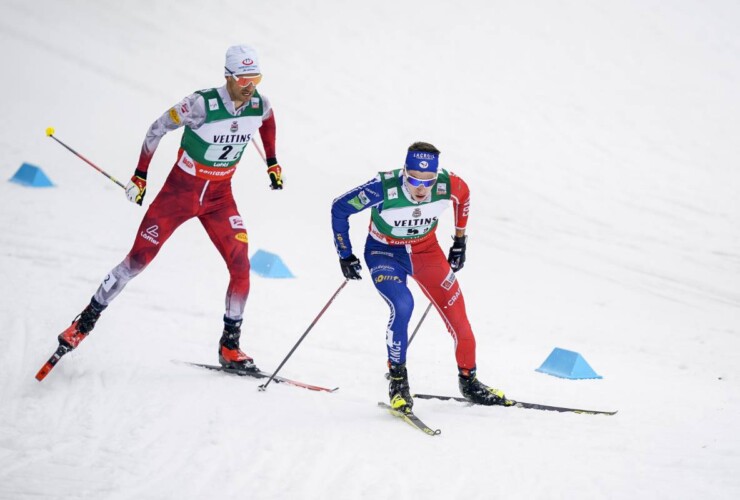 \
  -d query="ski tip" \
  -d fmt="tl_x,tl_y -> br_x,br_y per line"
587,409 -> 619,416
45,126 -> 55,137
35,364 -> 52,381
291,384 -> 339,393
